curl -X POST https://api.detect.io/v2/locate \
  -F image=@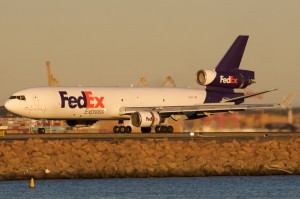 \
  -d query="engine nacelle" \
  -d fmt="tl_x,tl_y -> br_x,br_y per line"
196,69 -> 255,89
66,120 -> 97,127
131,111 -> 161,127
